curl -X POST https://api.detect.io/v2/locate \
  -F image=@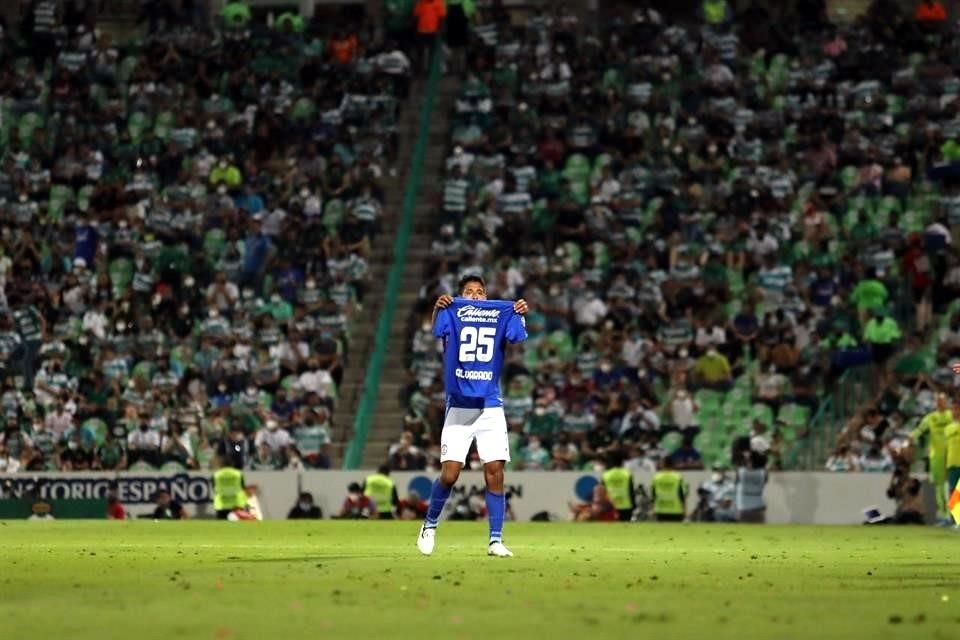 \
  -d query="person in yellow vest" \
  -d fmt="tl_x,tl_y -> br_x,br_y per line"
213,456 -> 248,520
911,392 -> 952,519
944,401 -> 960,499
602,451 -> 636,522
364,464 -> 399,520
651,456 -> 688,522
701,0 -> 731,27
